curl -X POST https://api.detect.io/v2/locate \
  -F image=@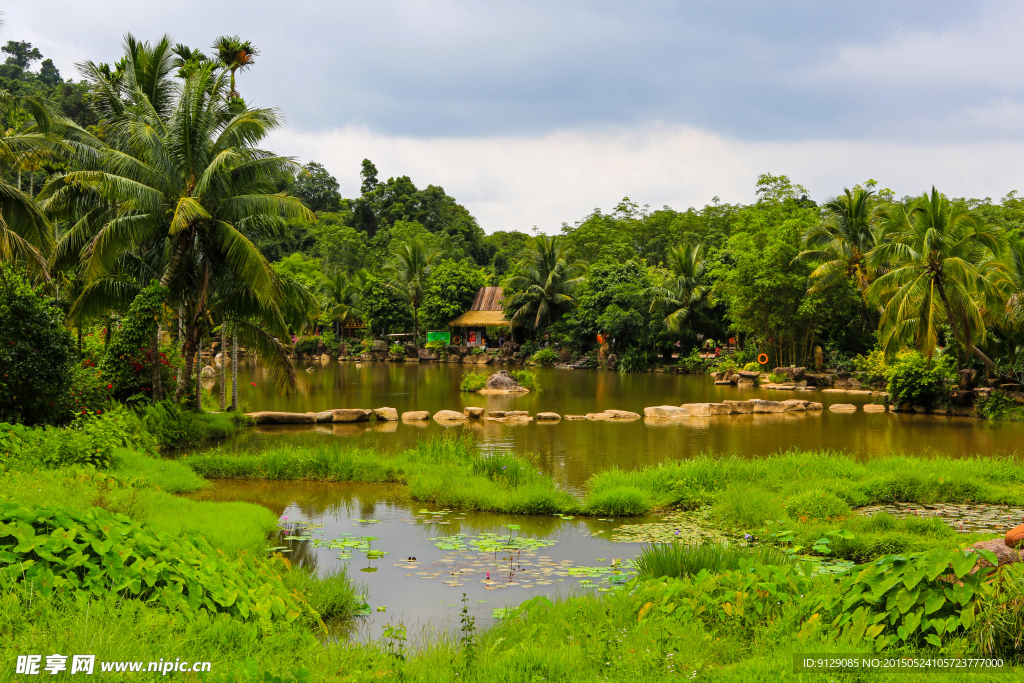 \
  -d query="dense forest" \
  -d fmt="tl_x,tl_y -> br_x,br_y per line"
5,30 -> 1024,425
